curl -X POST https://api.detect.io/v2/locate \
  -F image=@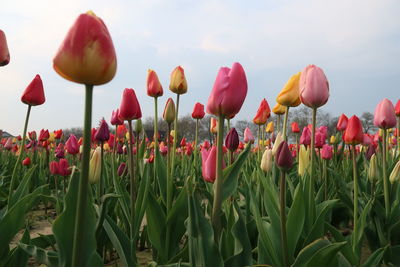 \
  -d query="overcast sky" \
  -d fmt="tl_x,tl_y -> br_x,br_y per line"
1,0 -> 399,135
